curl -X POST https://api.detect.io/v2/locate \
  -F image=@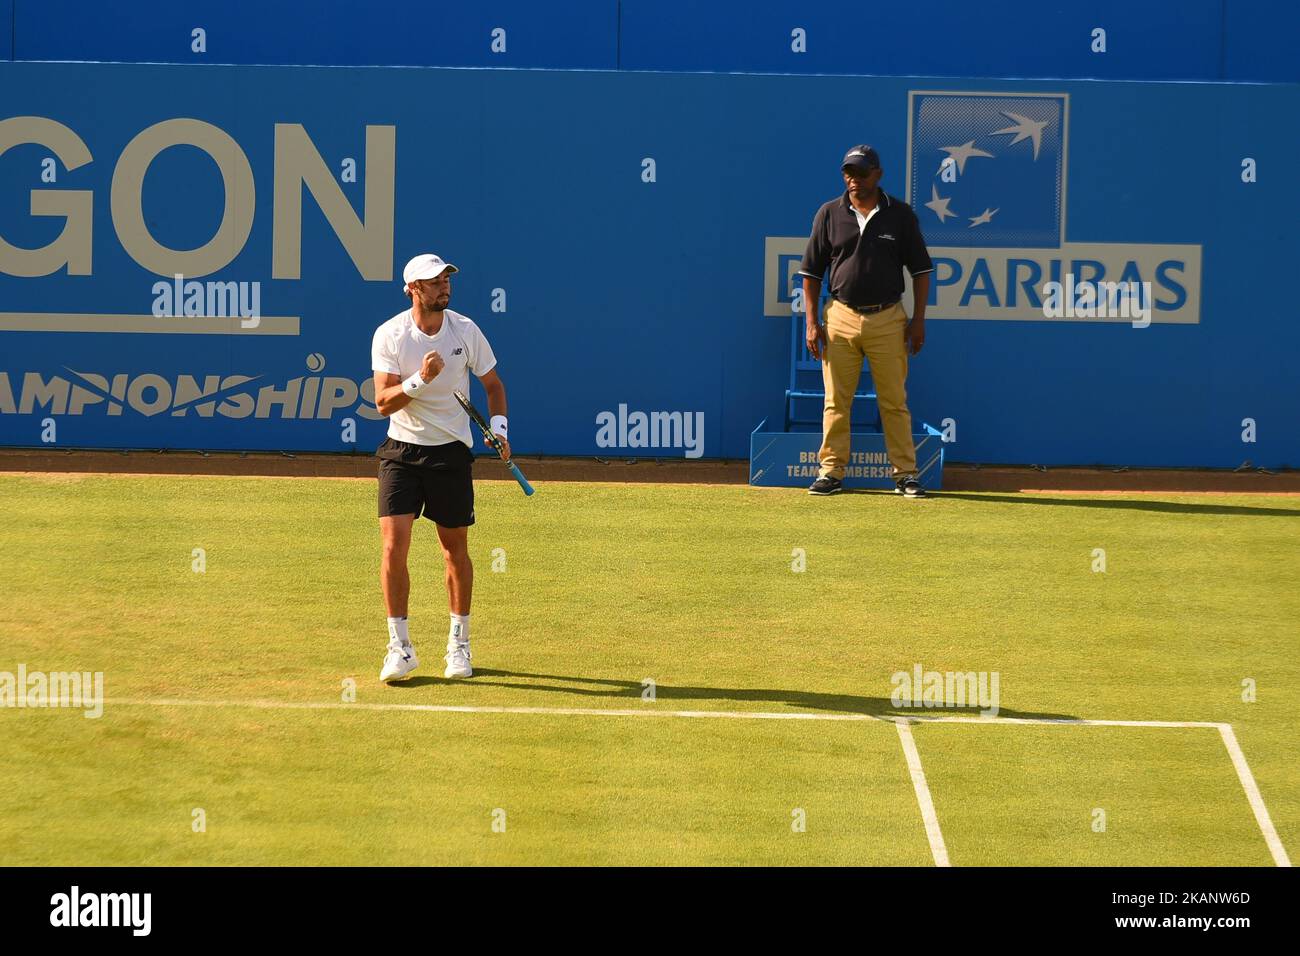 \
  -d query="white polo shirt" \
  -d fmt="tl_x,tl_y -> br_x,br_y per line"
370,308 -> 497,448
